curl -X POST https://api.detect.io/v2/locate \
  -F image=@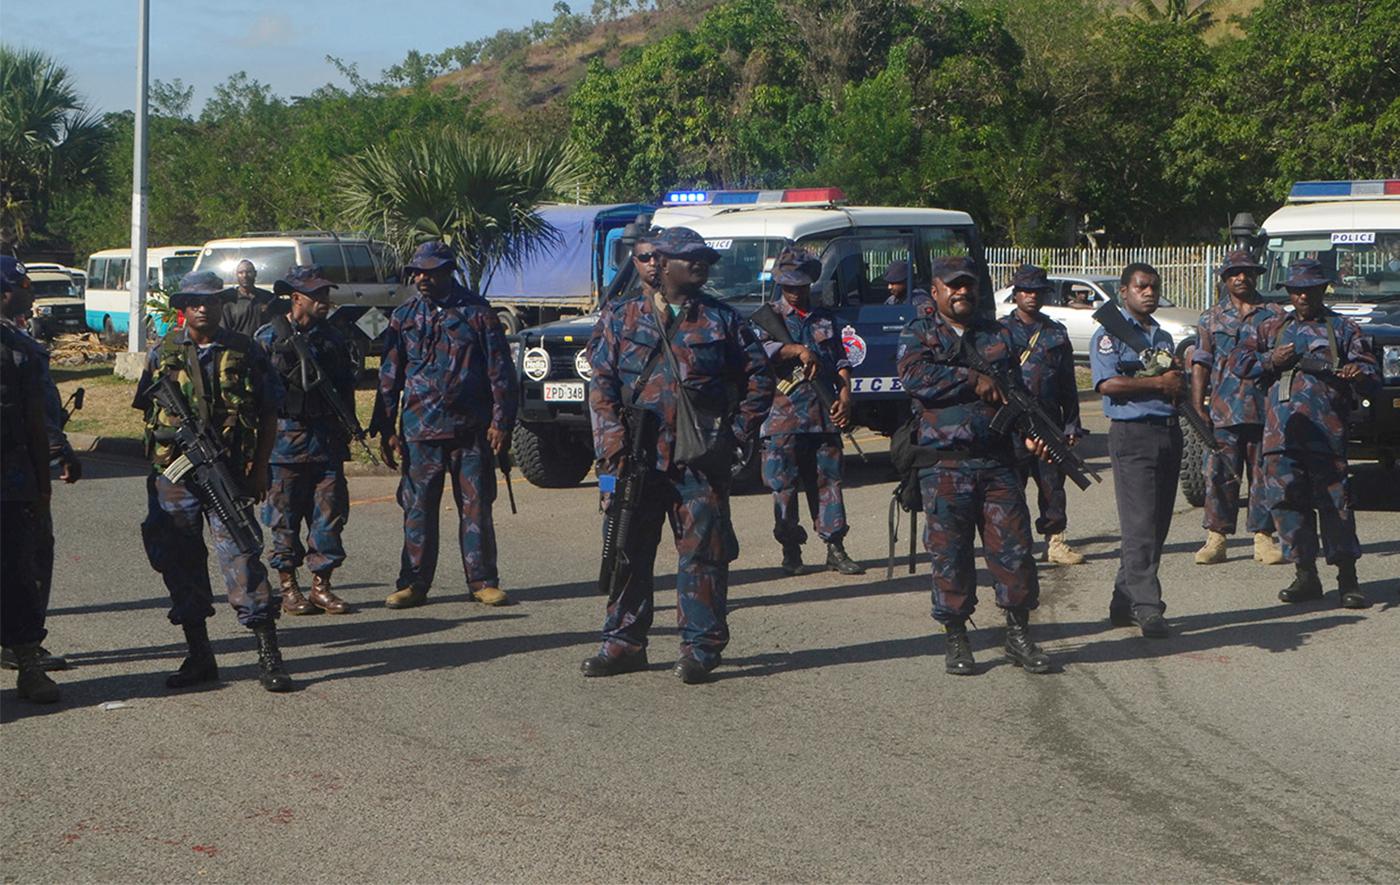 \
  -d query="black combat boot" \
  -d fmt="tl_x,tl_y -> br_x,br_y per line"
943,622 -> 976,676
1278,562 -> 1324,604
781,542 -> 804,576
1004,609 -> 1053,674
252,623 -> 294,693
826,541 -> 866,575
166,621 -> 219,689
1,644 -> 69,671
1336,560 -> 1368,609
12,644 -> 61,704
